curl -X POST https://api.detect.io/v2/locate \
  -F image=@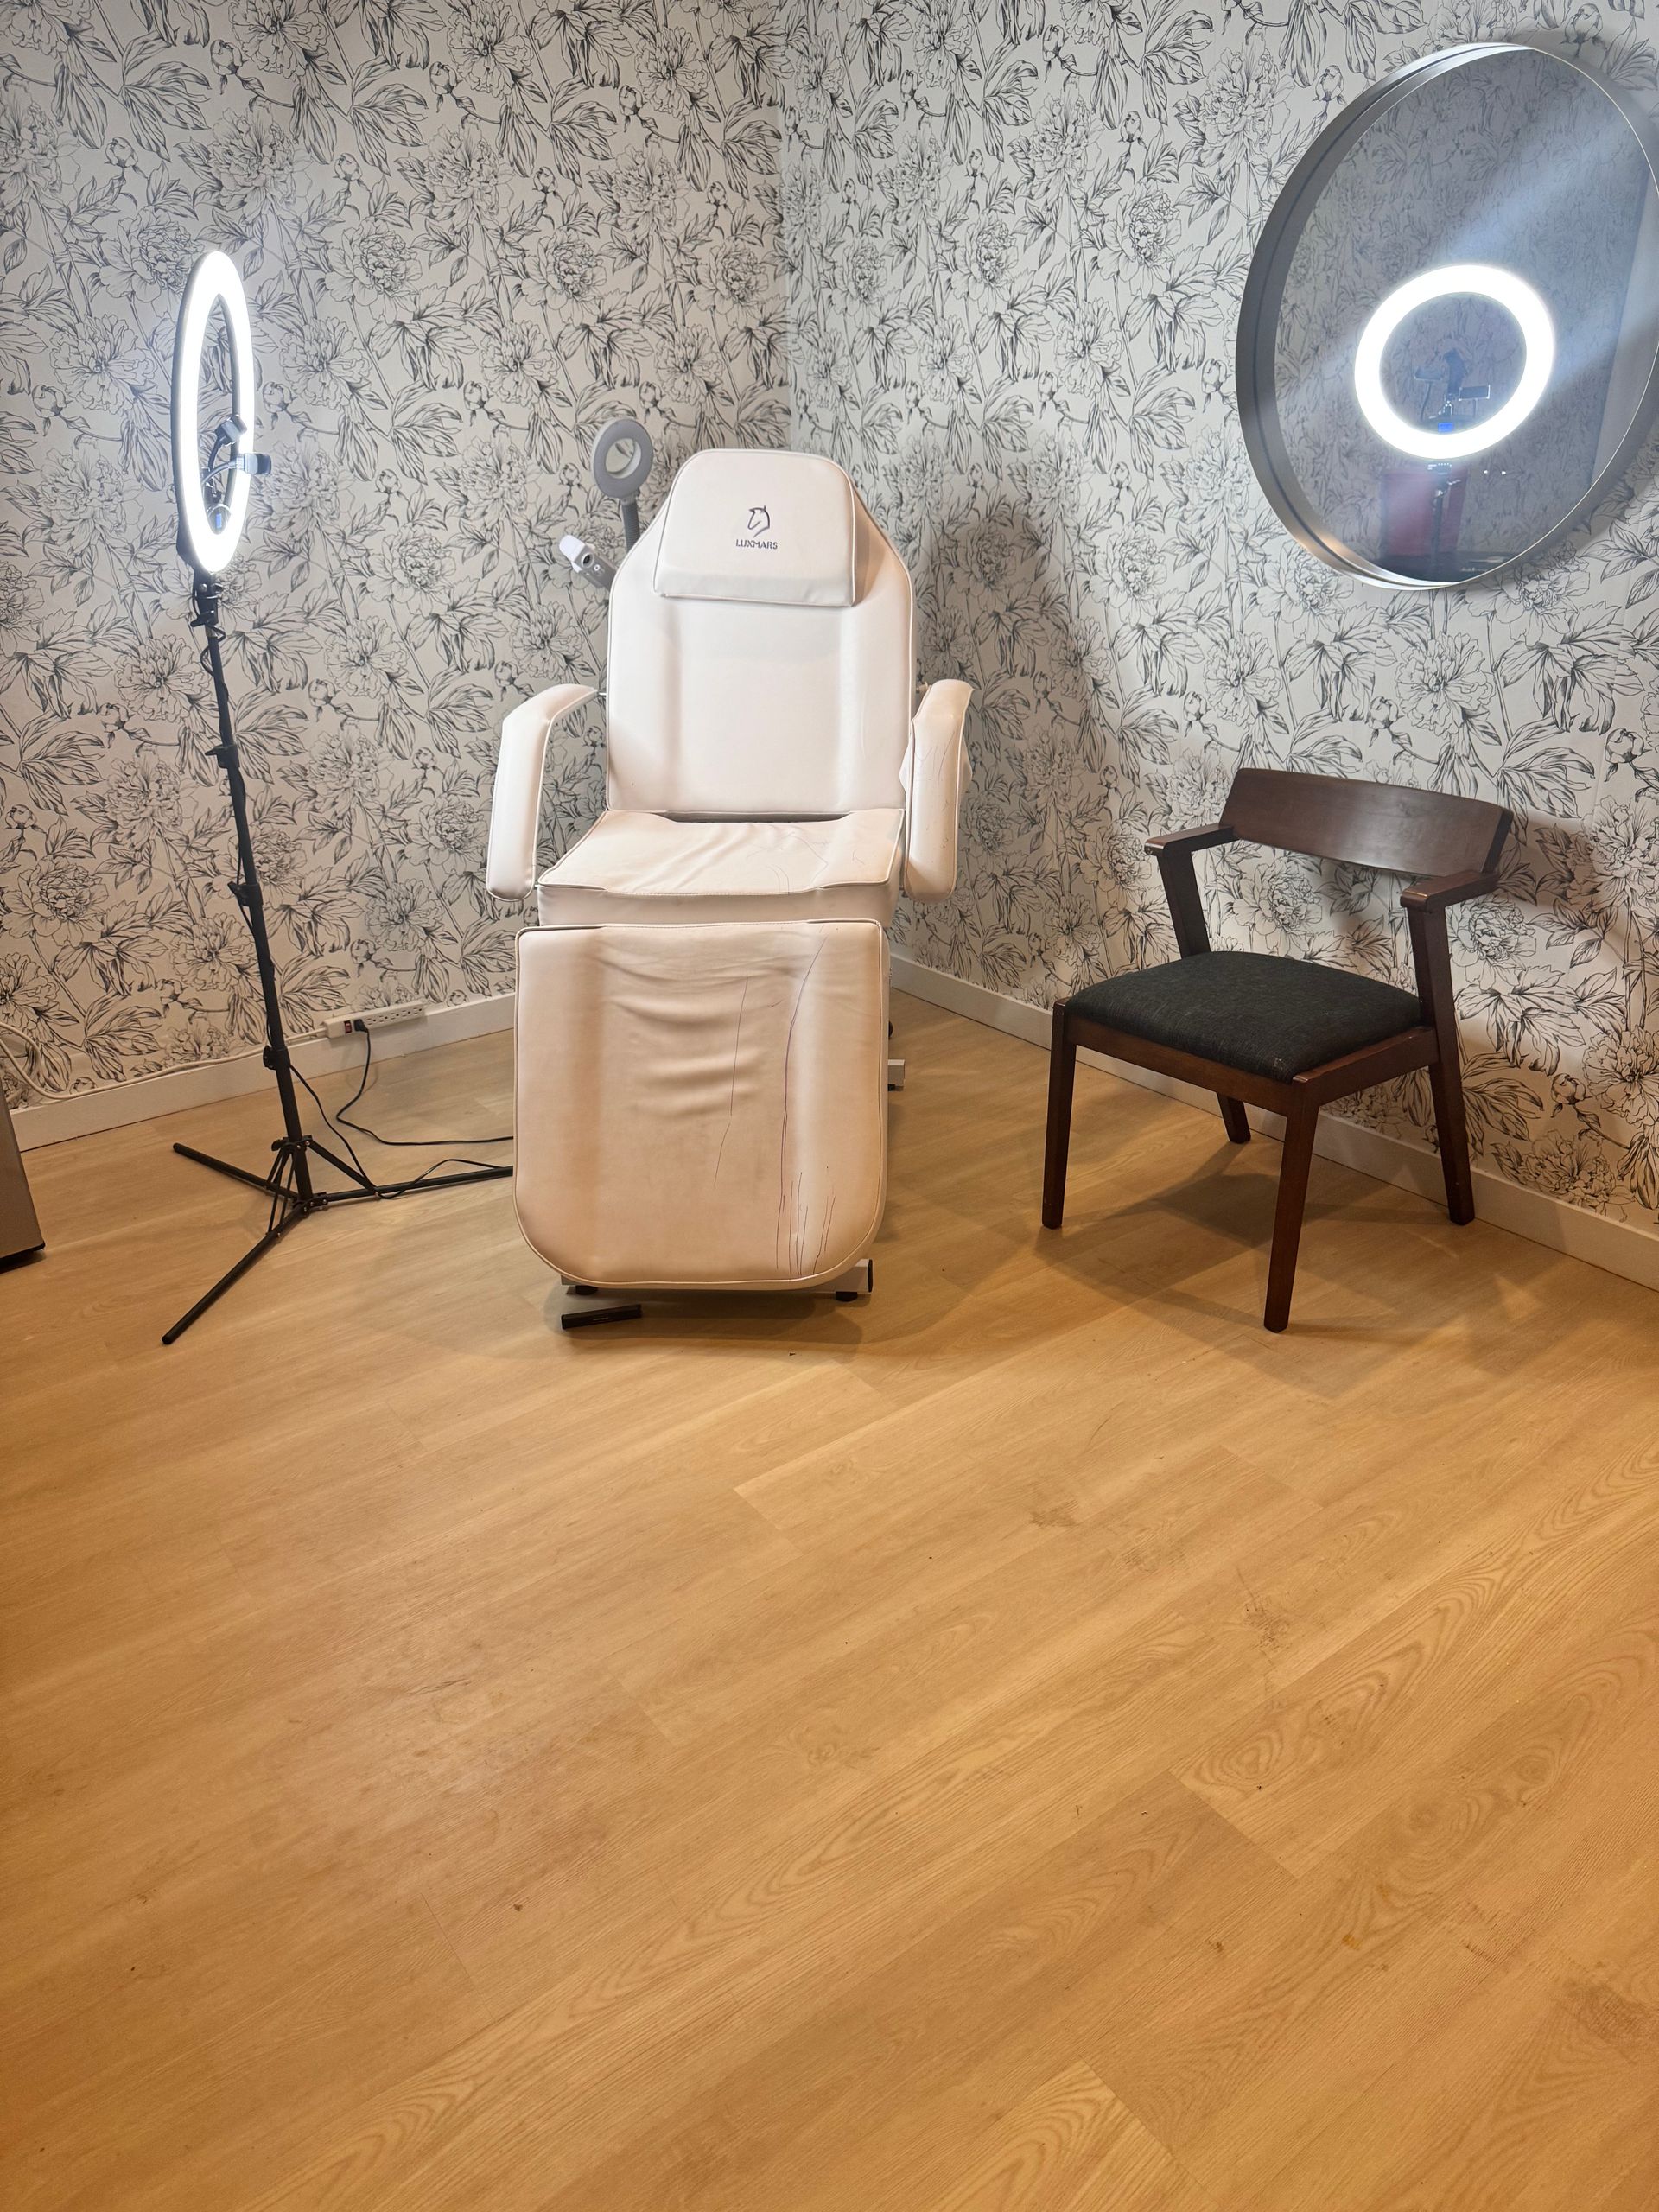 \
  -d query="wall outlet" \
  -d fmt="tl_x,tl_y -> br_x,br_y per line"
322,1000 -> 428,1042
